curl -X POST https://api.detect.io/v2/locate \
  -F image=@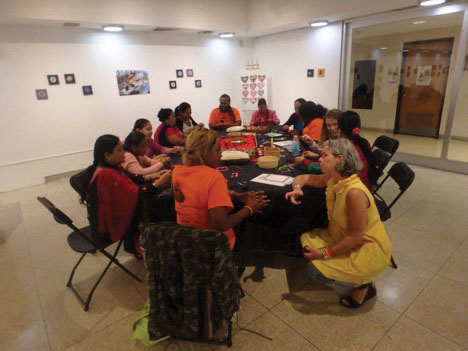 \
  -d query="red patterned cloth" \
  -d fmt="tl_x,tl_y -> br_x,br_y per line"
219,134 -> 256,151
